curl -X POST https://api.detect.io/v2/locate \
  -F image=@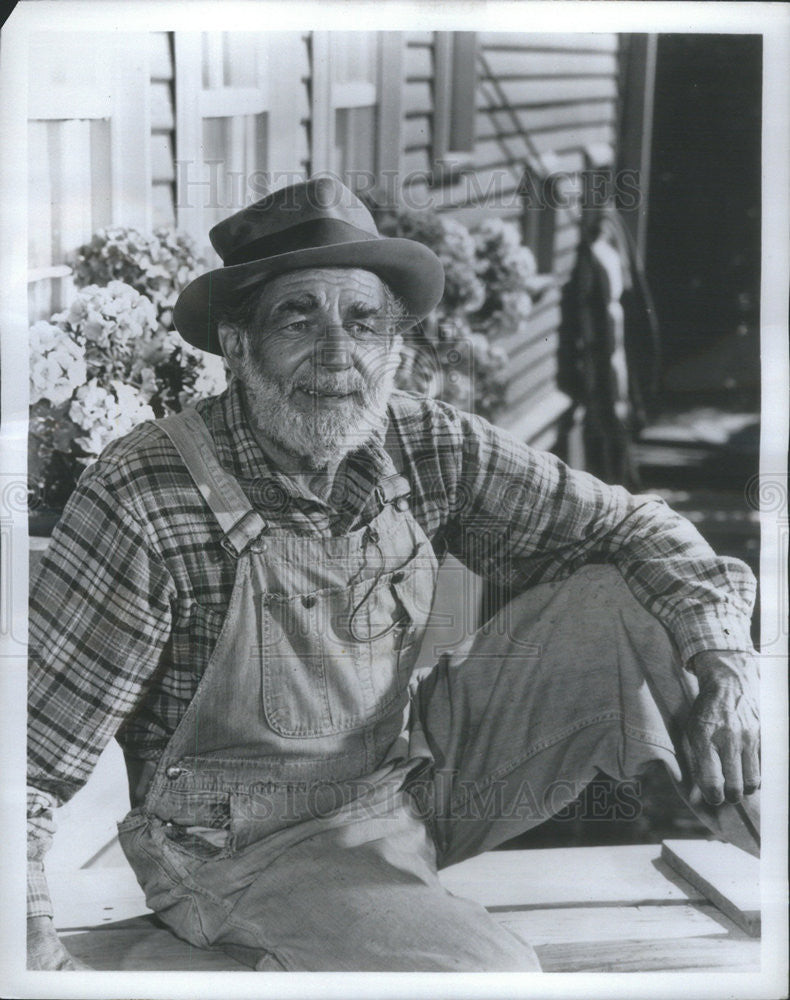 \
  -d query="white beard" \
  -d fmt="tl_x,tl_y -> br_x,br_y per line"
238,353 -> 399,469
